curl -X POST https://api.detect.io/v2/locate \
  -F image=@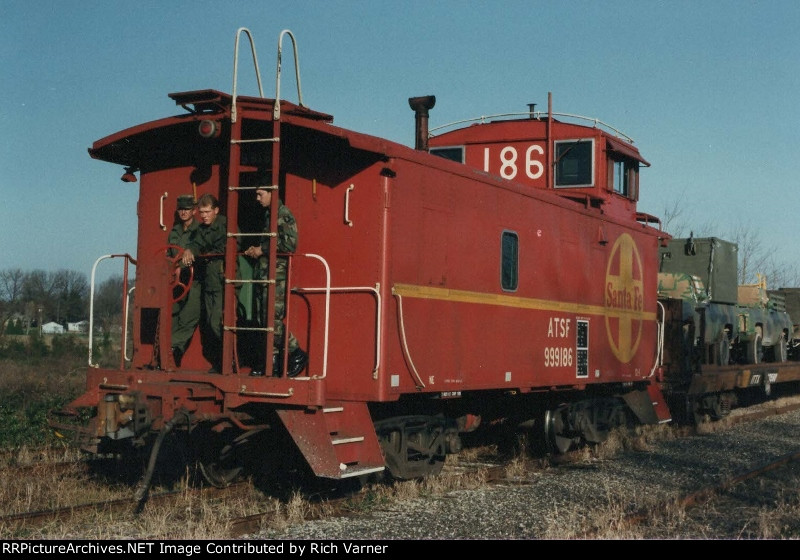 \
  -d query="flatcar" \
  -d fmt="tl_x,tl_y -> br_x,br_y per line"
657,236 -> 797,421
54,28 -> 800,497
